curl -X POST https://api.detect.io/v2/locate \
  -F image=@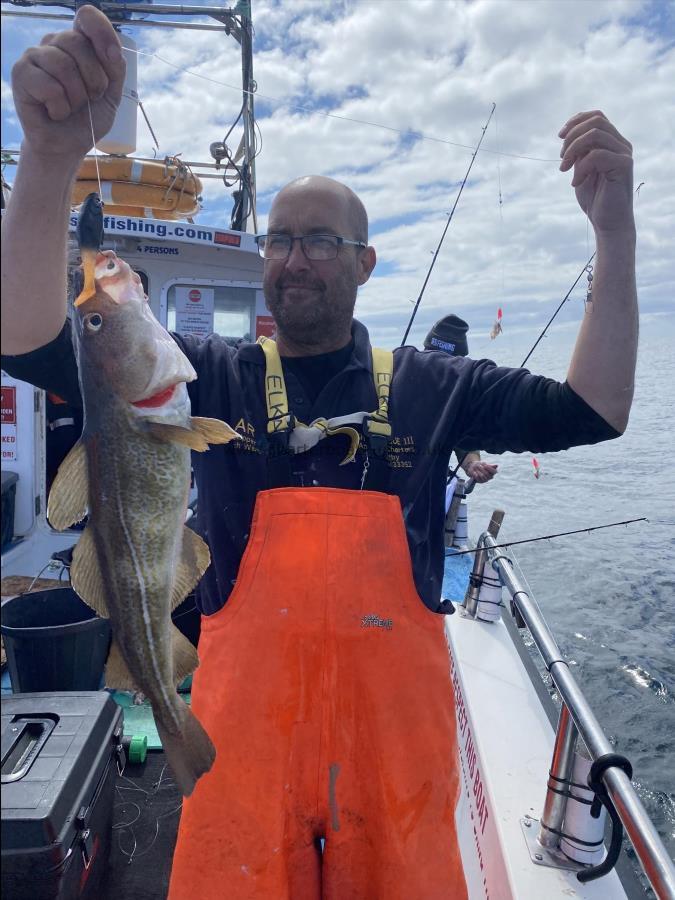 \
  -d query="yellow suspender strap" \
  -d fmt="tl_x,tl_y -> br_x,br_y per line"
369,347 -> 393,438
258,336 -> 393,438
257,336 -> 294,435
